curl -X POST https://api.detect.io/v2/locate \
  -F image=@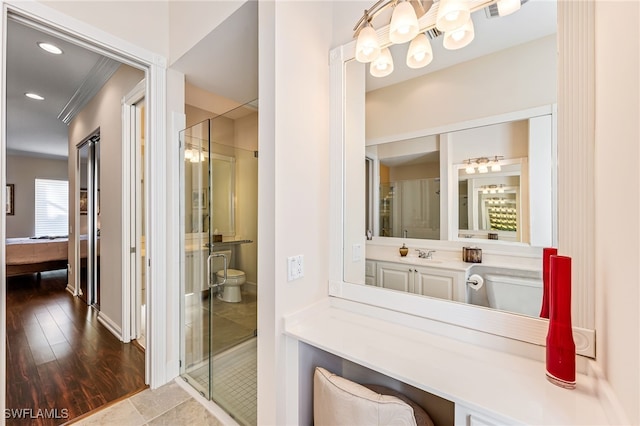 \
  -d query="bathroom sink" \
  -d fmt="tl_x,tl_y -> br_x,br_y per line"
397,255 -> 443,264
